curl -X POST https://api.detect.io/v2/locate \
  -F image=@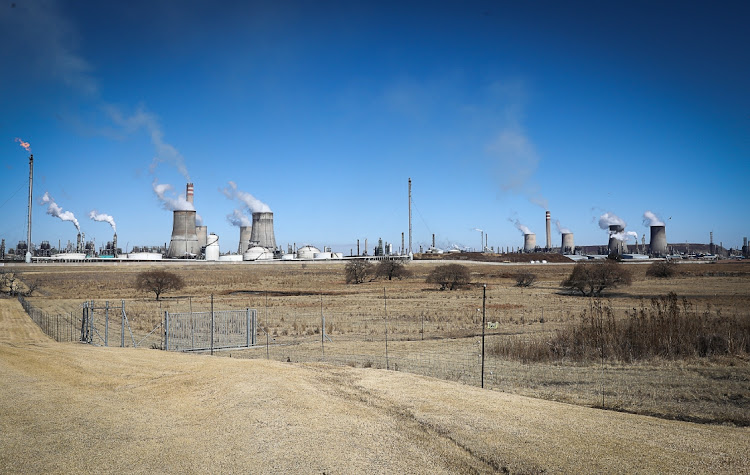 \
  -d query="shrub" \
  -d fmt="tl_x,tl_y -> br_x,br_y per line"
514,272 -> 537,287
375,260 -> 411,281
345,260 -> 373,284
426,264 -> 471,290
135,269 -> 185,300
646,260 -> 677,278
561,261 -> 632,296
